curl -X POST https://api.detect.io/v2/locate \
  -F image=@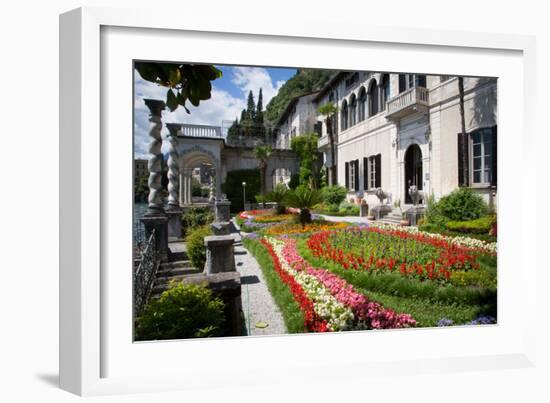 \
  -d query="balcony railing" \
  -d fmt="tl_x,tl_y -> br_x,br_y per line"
386,86 -> 429,119
180,124 -> 223,138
